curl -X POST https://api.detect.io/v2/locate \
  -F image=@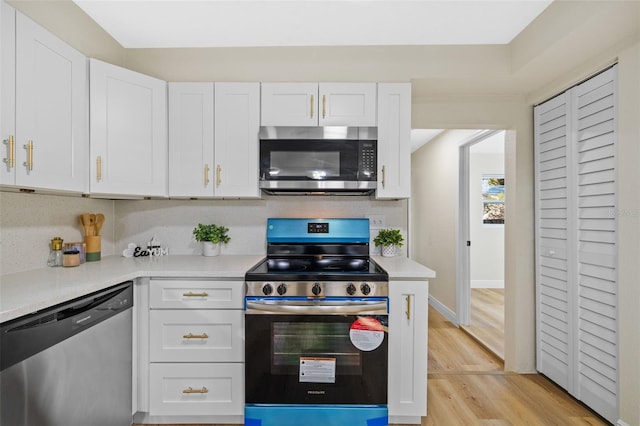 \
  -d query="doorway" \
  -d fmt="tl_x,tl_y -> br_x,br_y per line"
457,130 -> 506,359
